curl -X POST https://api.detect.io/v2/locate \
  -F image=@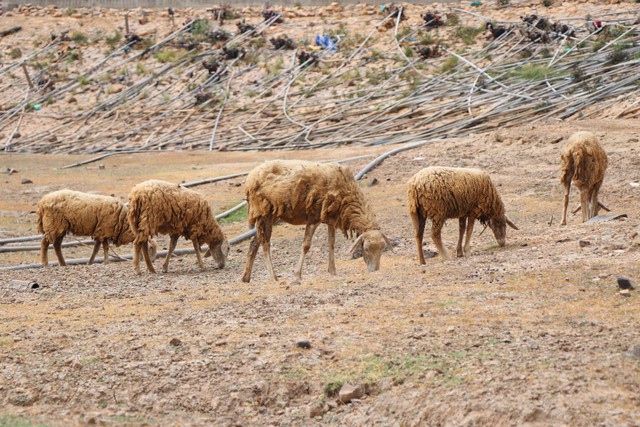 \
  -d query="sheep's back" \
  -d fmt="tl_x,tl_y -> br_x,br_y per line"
245,160 -> 351,226
129,180 -> 215,240
563,132 -> 607,187
38,190 -> 125,239
408,167 -> 503,222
